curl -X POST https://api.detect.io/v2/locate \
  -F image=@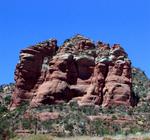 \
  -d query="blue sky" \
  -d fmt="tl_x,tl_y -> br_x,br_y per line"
0,0 -> 150,84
